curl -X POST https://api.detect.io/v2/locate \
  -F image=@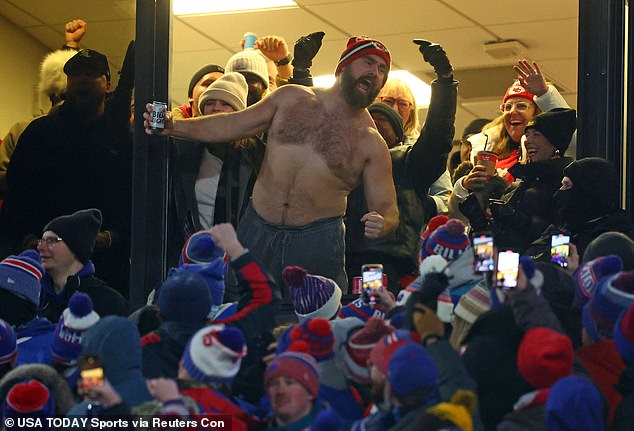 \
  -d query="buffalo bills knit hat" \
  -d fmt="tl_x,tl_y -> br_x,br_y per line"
335,37 -> 391,78
286,318 -> 335,361
180,230 -> 225,265
387,343 -> 439,399
157,271 -> 212,323
338,297 -> 386,321
284,266 -> 342,321
51,293 -> 100,366
0,251 -> 44,307
265,351 -> 320,398
421,219 -> 470,261
343,317 -> 395,384
3,379 -> 55,420
368,329 -> 419,375
502,80 -> 535,104
182,324 -> 247,384
225,49 -> 269,90
573,255 -> 623,309
546,376 -> 605,431
517,327 -> 574,389
0,319 -> 17,366
188,64 -> 225,97
43,209 -> 102,264
583,270 -> 634,341
614,302 -> 634,365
